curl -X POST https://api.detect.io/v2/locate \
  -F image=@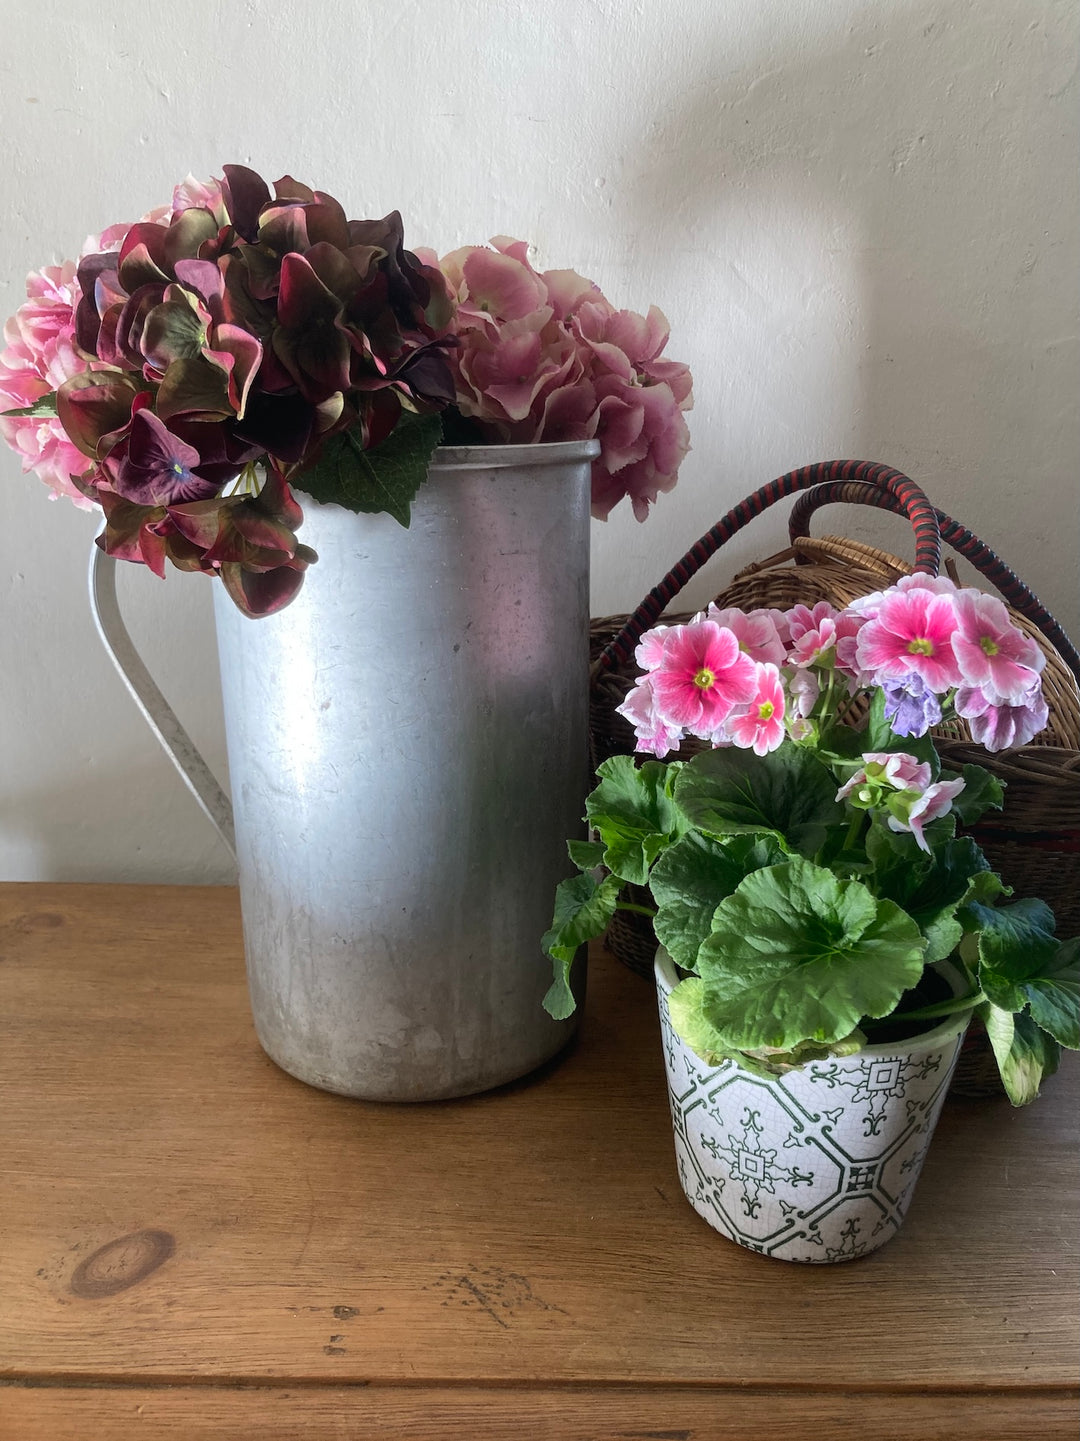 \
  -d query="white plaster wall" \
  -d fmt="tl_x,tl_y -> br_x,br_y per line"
1,0 -> 1076,882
